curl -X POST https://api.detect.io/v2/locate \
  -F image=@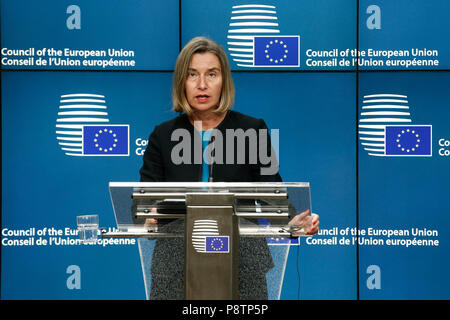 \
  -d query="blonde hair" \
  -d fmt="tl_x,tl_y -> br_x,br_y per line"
172,37 -> 235,115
